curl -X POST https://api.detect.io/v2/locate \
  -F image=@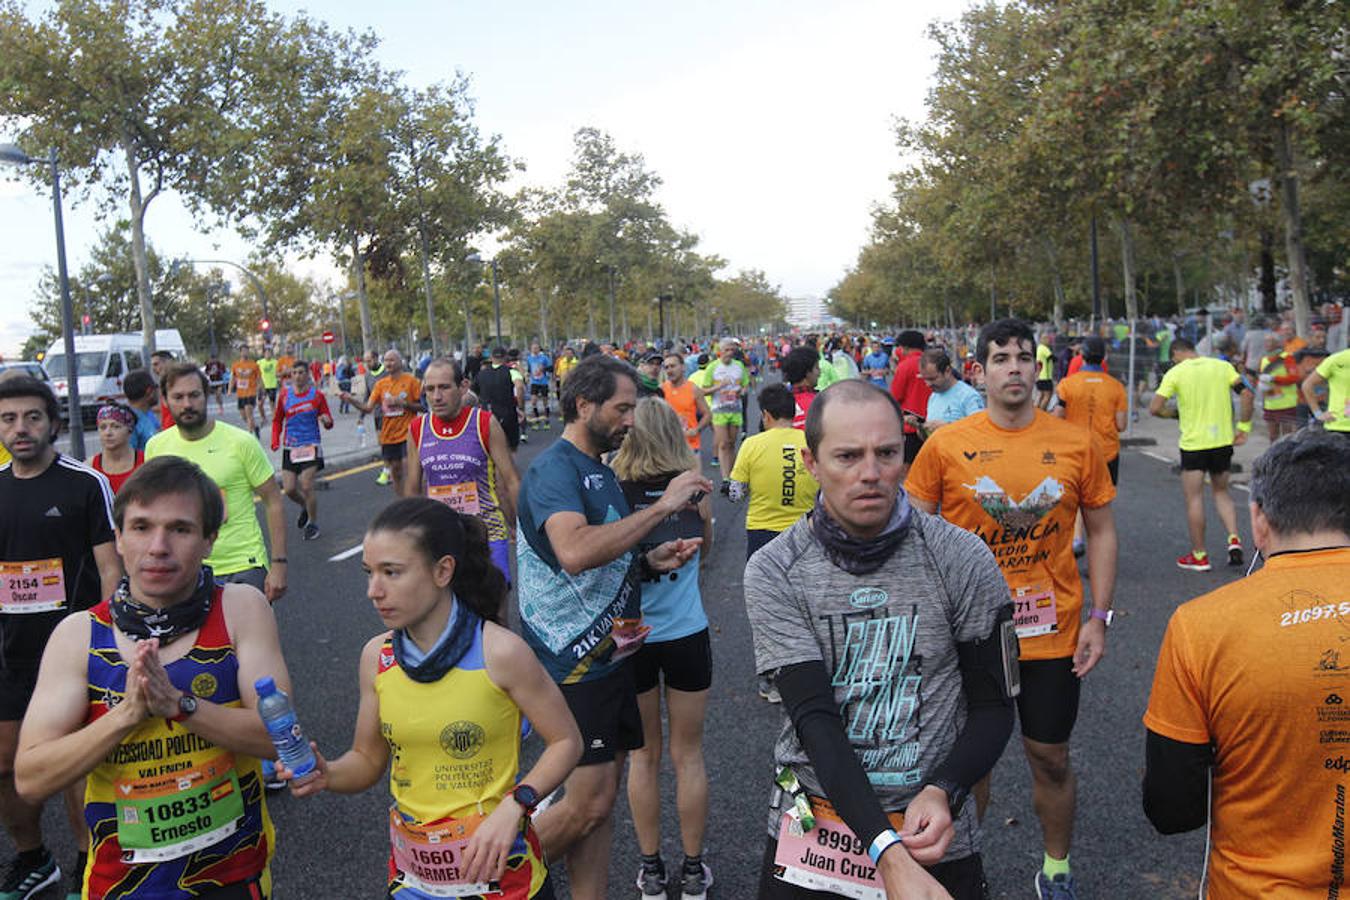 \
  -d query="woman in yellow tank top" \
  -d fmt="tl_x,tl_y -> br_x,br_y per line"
281,499 -> 581,898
